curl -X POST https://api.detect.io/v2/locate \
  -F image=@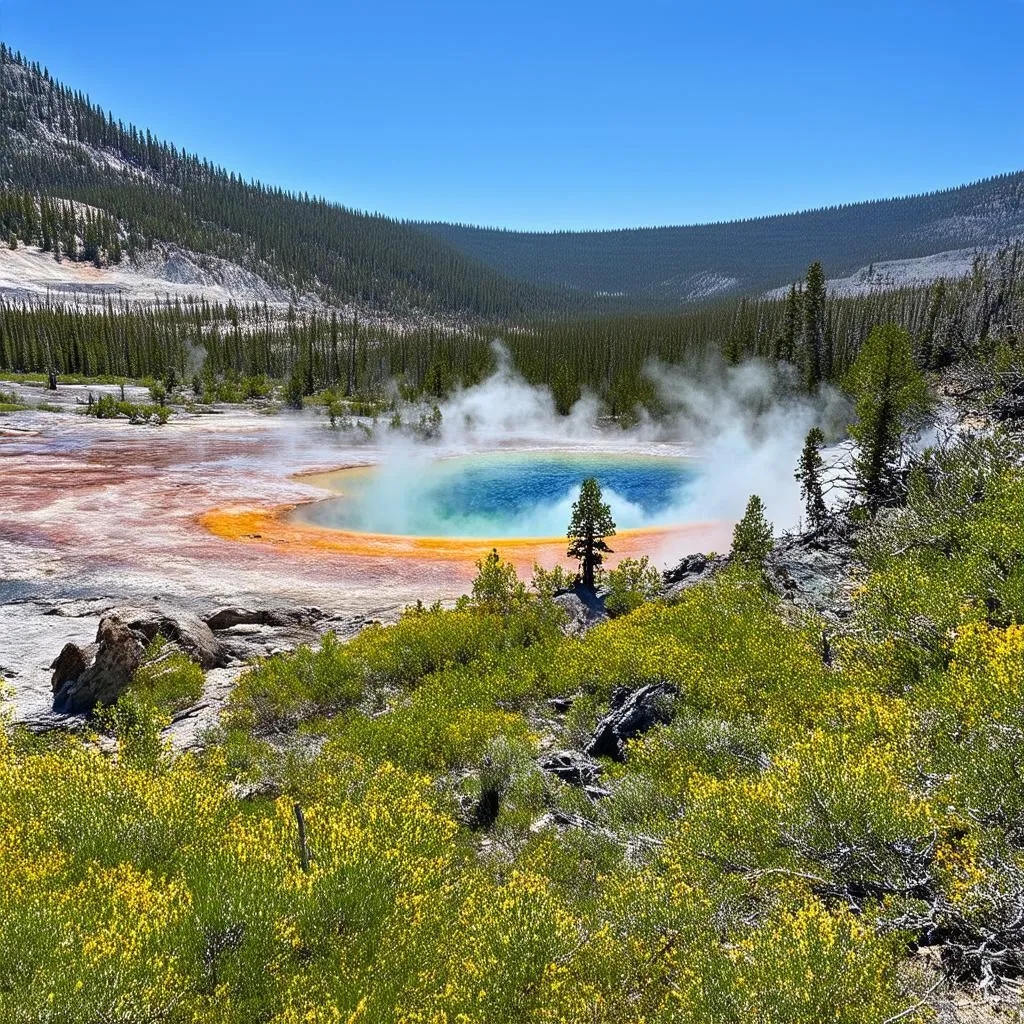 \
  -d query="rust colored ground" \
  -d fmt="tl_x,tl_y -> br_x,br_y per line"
199,502 -> 725,577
